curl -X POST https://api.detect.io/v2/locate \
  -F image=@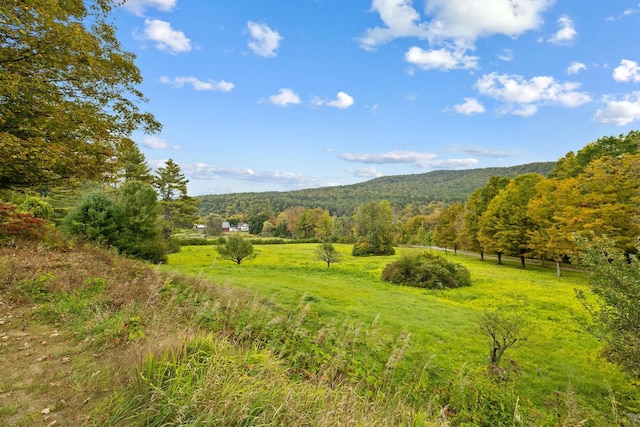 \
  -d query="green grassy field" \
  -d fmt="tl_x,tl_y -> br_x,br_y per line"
165,243 -> 638,422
